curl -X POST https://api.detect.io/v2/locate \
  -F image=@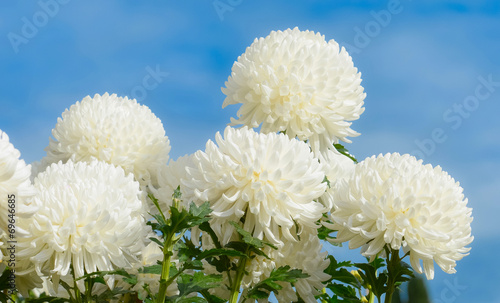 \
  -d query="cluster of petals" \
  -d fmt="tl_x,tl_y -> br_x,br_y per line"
0,130 -> 36,274
183,126 -> 327,245
16,160 -> 150,290
222,27 -> 366,155
0,130 -> 36,231
42,93 -> 170,186
327,153 -> 473,279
